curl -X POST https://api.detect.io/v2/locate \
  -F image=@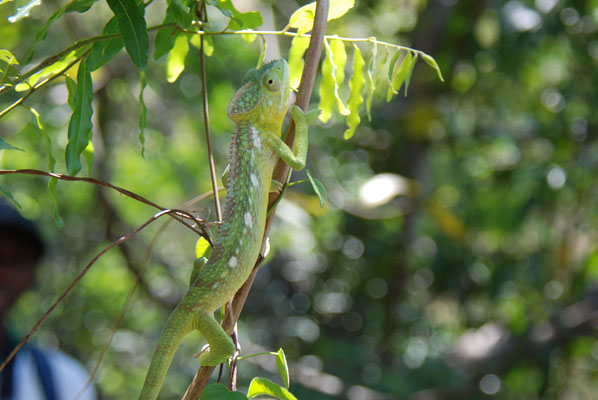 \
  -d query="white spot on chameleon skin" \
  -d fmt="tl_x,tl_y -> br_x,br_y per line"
244,212 -> 253,228
211,282 -> 220,289
250,173 -> 259,187
253,133 -> 261,149
228,256 -> 238,268
268,100 -> 273,106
